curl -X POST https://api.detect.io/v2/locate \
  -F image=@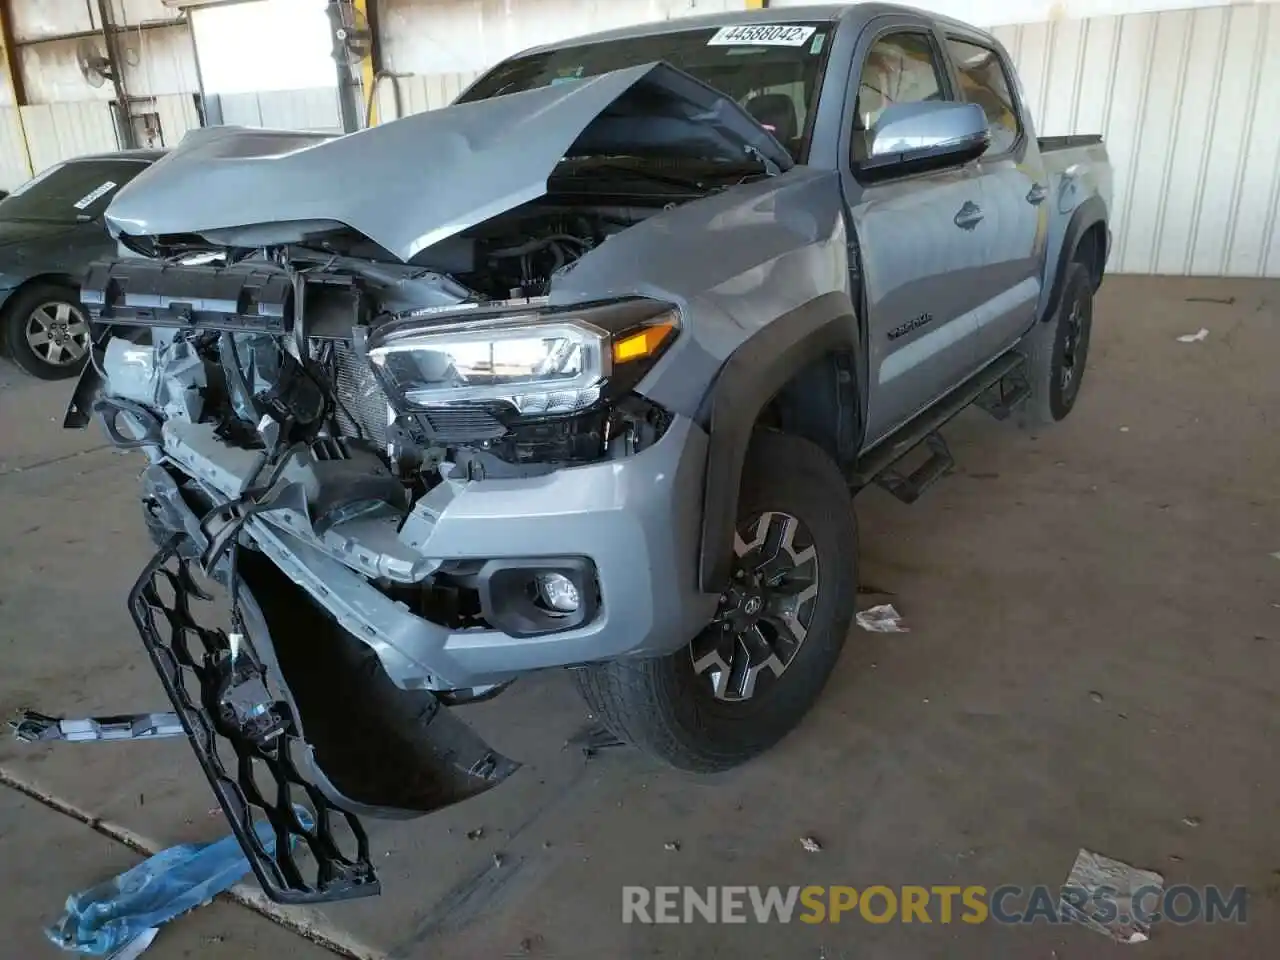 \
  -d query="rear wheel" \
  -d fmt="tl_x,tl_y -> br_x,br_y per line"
2,282 -> 92,380
1021,261 -> 1094,427
574,430 -> 857,772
